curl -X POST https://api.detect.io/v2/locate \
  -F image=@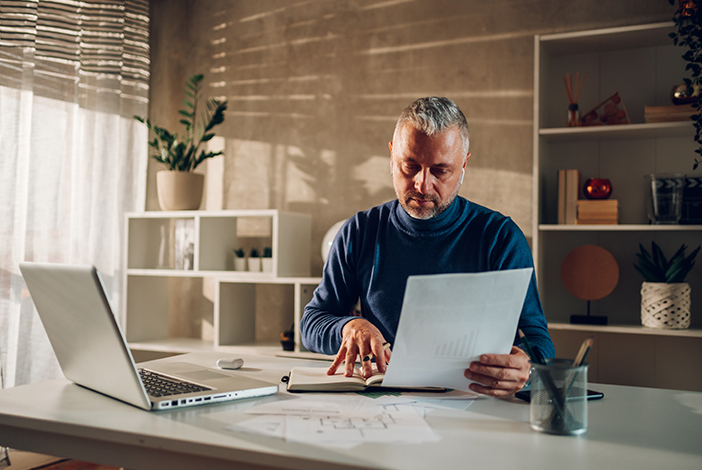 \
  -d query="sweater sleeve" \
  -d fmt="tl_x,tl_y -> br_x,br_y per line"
491,218 -> 556,360
300,218 -> 361,355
